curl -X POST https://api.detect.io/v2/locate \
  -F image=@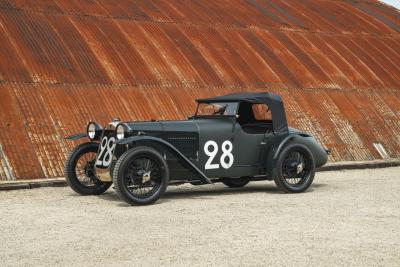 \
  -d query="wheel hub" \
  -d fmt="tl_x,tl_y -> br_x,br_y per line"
85,161 -> 95,177
142,171 -> 151,183
296,163 -> 304,174
137,170 -> 151,184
